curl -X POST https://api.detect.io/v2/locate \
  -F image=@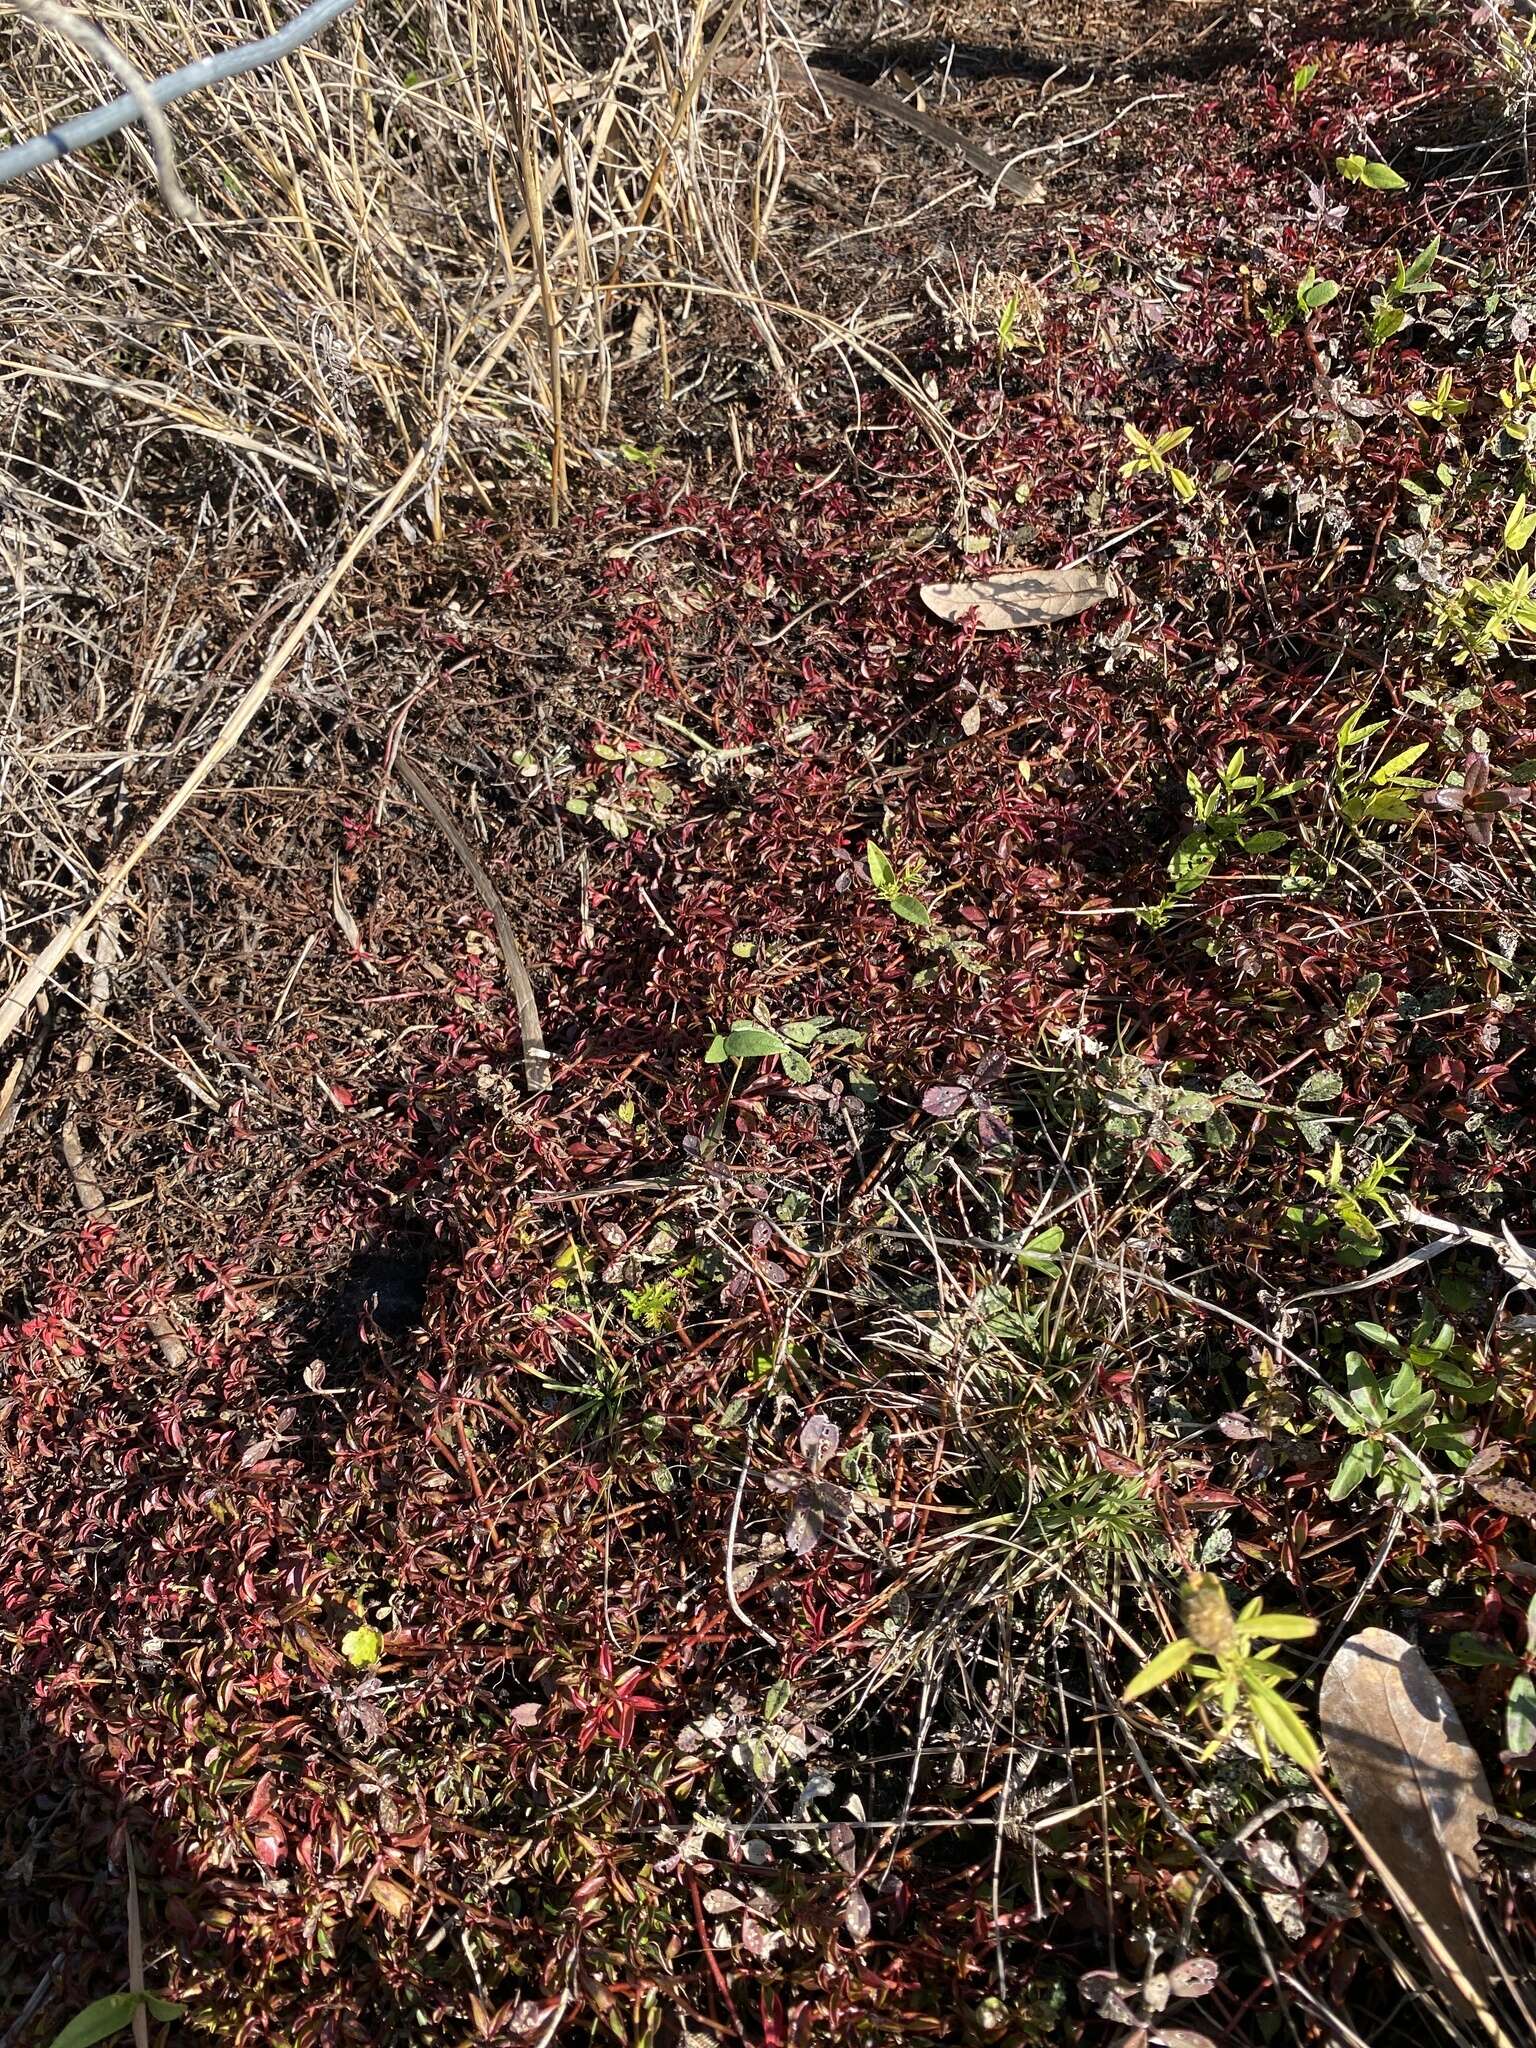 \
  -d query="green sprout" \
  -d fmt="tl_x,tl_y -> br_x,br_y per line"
1124,1573 -> 1320,1772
